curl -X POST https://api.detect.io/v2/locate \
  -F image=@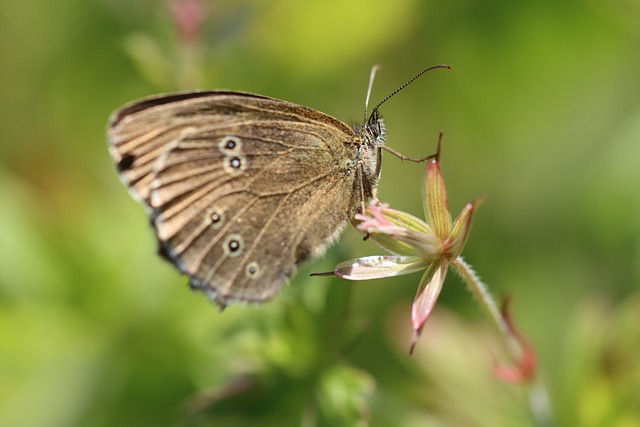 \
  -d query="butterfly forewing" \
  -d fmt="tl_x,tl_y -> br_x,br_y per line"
108,91 -> 367,306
